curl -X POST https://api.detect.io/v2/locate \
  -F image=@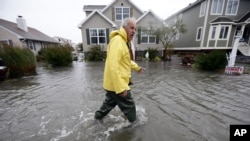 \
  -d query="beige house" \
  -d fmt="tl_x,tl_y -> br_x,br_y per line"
78,0 -> 165,57
0,16 -> 59,54
53,36 -> 73,46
